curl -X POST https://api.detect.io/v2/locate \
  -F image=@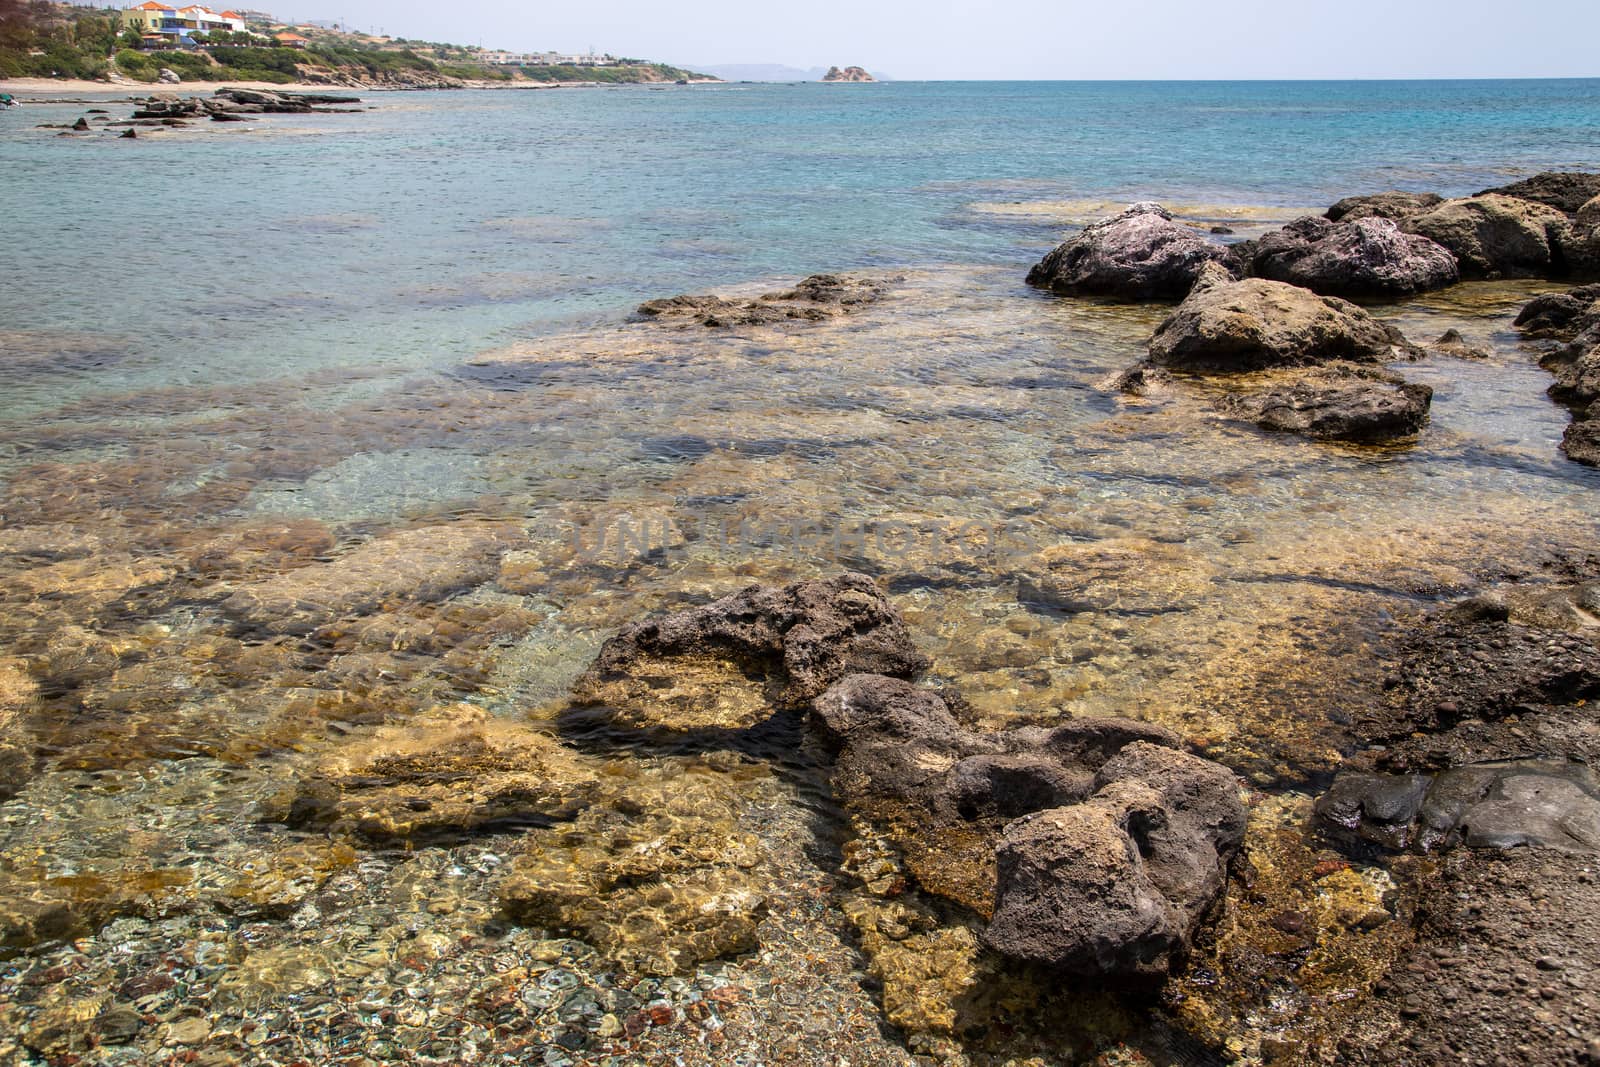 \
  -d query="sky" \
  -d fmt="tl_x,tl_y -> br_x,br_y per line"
270,0 -> 1600,80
